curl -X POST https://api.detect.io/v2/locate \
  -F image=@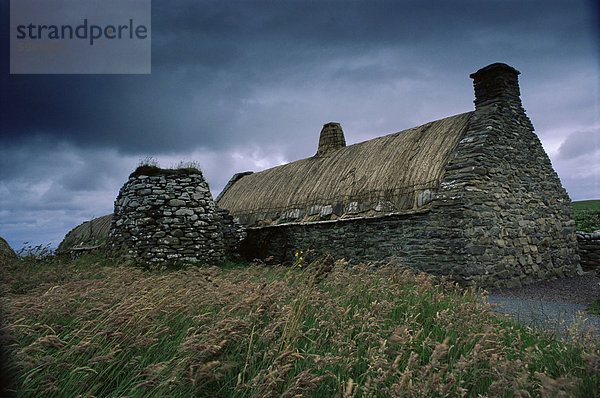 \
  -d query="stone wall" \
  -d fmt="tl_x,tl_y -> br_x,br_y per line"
241,199 -> 579,289
425,63 -> 581,286
216,209 -> 247,254
241,211 -> 433,267
108,171 -> 225,264
577,231 -> 600,271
